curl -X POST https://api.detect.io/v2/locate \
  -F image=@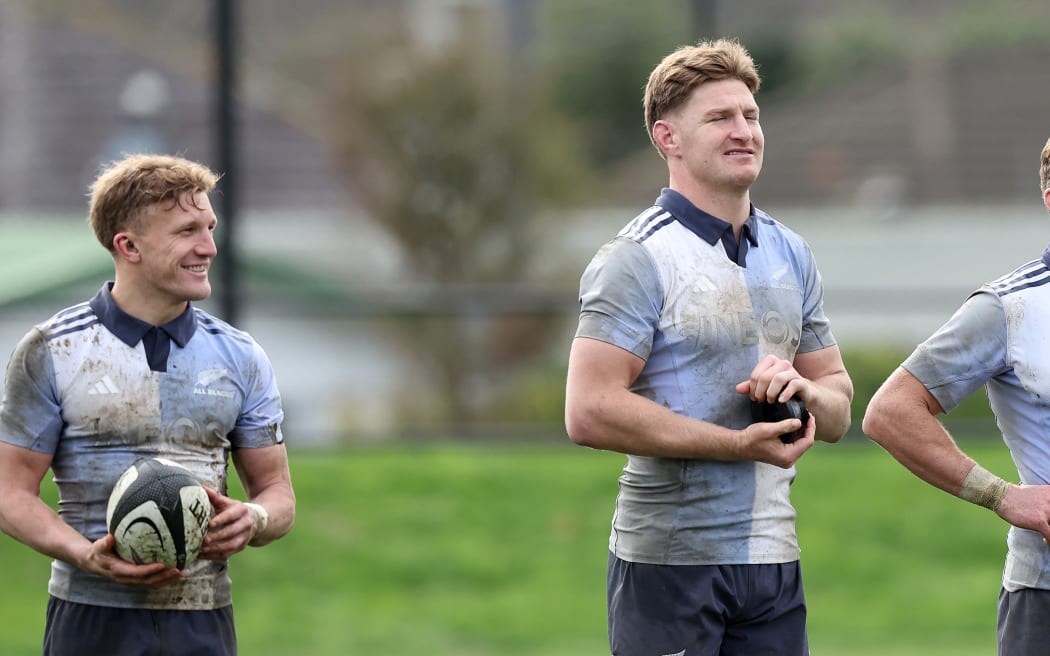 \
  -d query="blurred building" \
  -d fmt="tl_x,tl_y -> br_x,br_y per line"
757,45 -> 1050,208
2,0 -> 1050,441
0,1 -> 351,212
3,1 -> 1049,213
